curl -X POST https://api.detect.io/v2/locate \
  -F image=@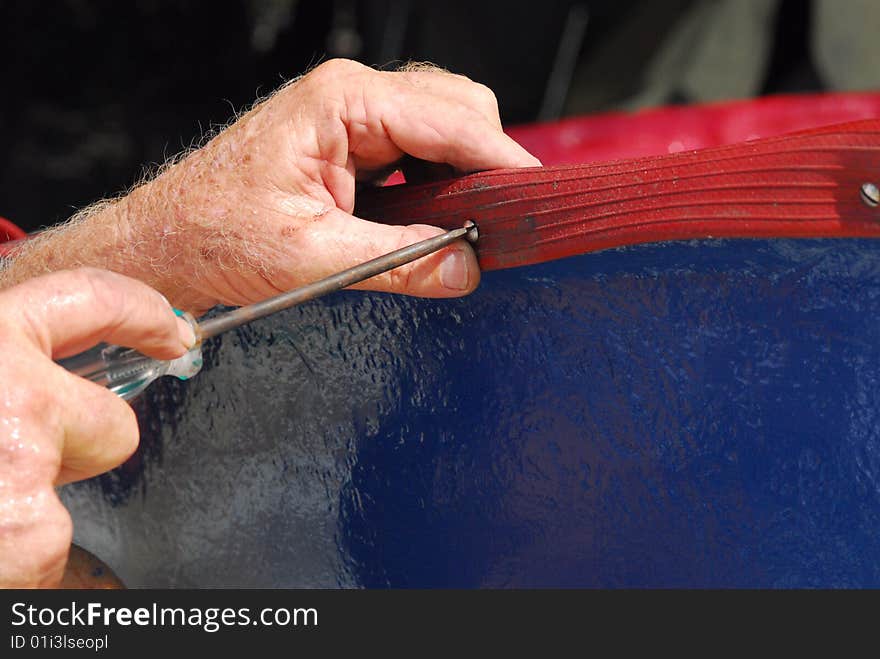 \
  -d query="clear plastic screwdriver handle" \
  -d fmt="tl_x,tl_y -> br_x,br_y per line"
57,312 -> 204,401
